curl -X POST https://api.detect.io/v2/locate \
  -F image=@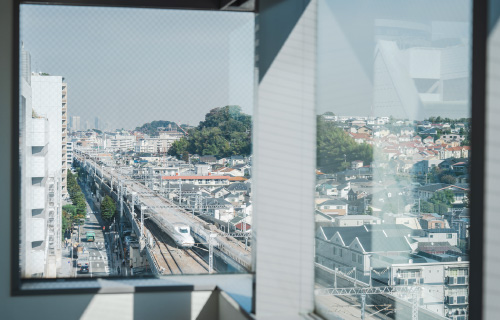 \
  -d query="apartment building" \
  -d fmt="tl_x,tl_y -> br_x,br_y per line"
371,253 -> 469,319
31,72 -> 64,268
105,134 -> 135,152
20,47 -> 58,278
66,141 -> 73,166
71,115 -> 80,131
61,82 -> 68,197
